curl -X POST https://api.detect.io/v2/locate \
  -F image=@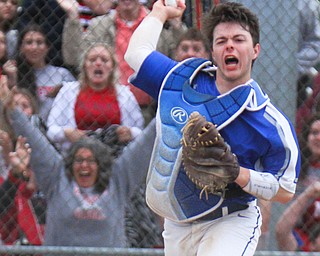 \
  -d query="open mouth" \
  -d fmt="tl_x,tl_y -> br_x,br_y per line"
94,69 -> 103,75
79,171 -> 90,177
225,56 -> 239,65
